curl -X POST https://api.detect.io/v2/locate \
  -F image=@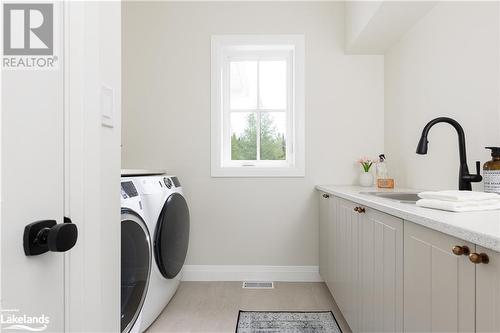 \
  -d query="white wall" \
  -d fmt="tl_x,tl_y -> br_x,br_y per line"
385,1 -> 500,191
122,2 -> 384,267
